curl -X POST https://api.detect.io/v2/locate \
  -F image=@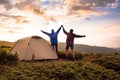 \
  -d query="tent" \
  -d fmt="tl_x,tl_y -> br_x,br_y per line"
10,36 -> 58,60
